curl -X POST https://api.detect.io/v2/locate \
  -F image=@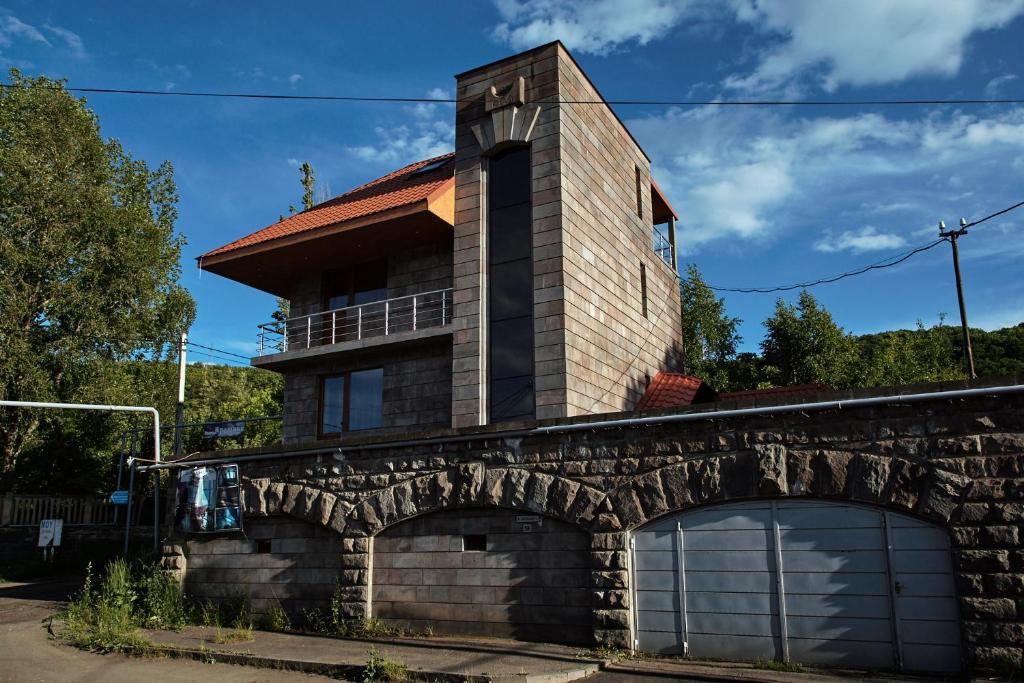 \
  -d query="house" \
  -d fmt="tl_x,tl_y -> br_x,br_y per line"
171,42 -> 1020,676
199,41 -> 683,443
